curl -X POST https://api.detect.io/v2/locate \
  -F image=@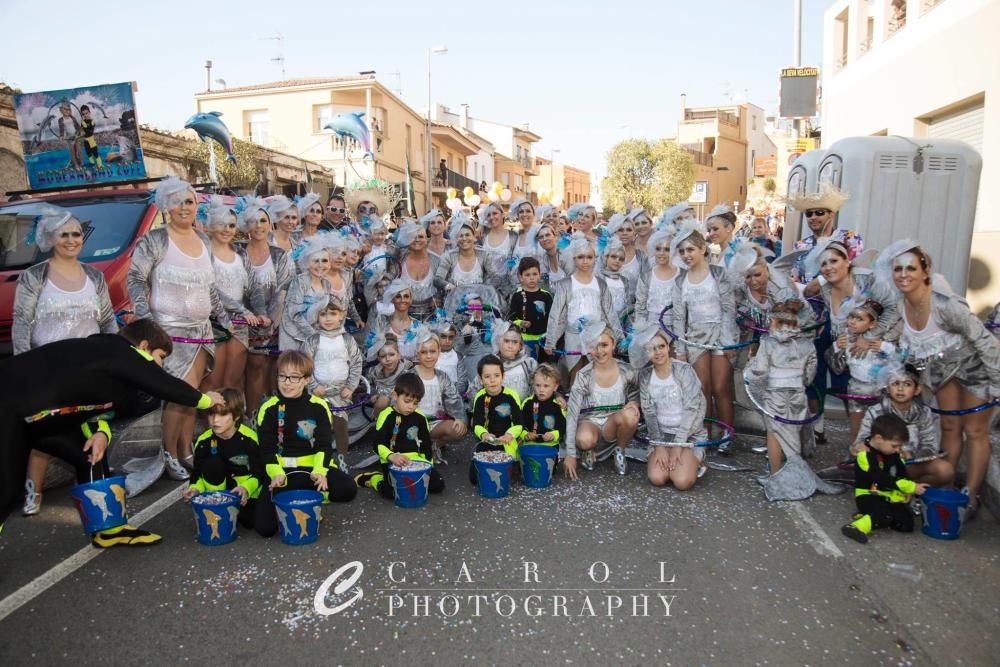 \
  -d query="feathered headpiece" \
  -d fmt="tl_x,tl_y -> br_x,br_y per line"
292,231 -> 335,272
605,213 -> 627,236
296,192 -> 321,219
560,231 -> 594,269
802,236 -> 850,283
202,195 -> 236,231
646,229 -> 676,259
660,202 -> 693,226
509,197 -> 533,219
478,202 -> 504,227
377,279 -> 412,316
27,204 -> 75,252
873,238 -> 922,290
153,176 -> 194,212
579,320 -> 612,354
669,219 -> 703,266
490,319 -> 517,354
727,241 -> 765,280
535,203 -> 555,223
365,329 -> 391,363
628,323 -> 669,369
267,195 -> 296,221
875,356 -> 919,390
393,220 -> 423,248
448,212 -> 475,242
566,203 -> 587,222
785,181 -> 850,213
399,324 -> 436,360
419,208 -> 443,227
443,283 -> 501,319
237,197 -> 271,233
625,207 -> 650,223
